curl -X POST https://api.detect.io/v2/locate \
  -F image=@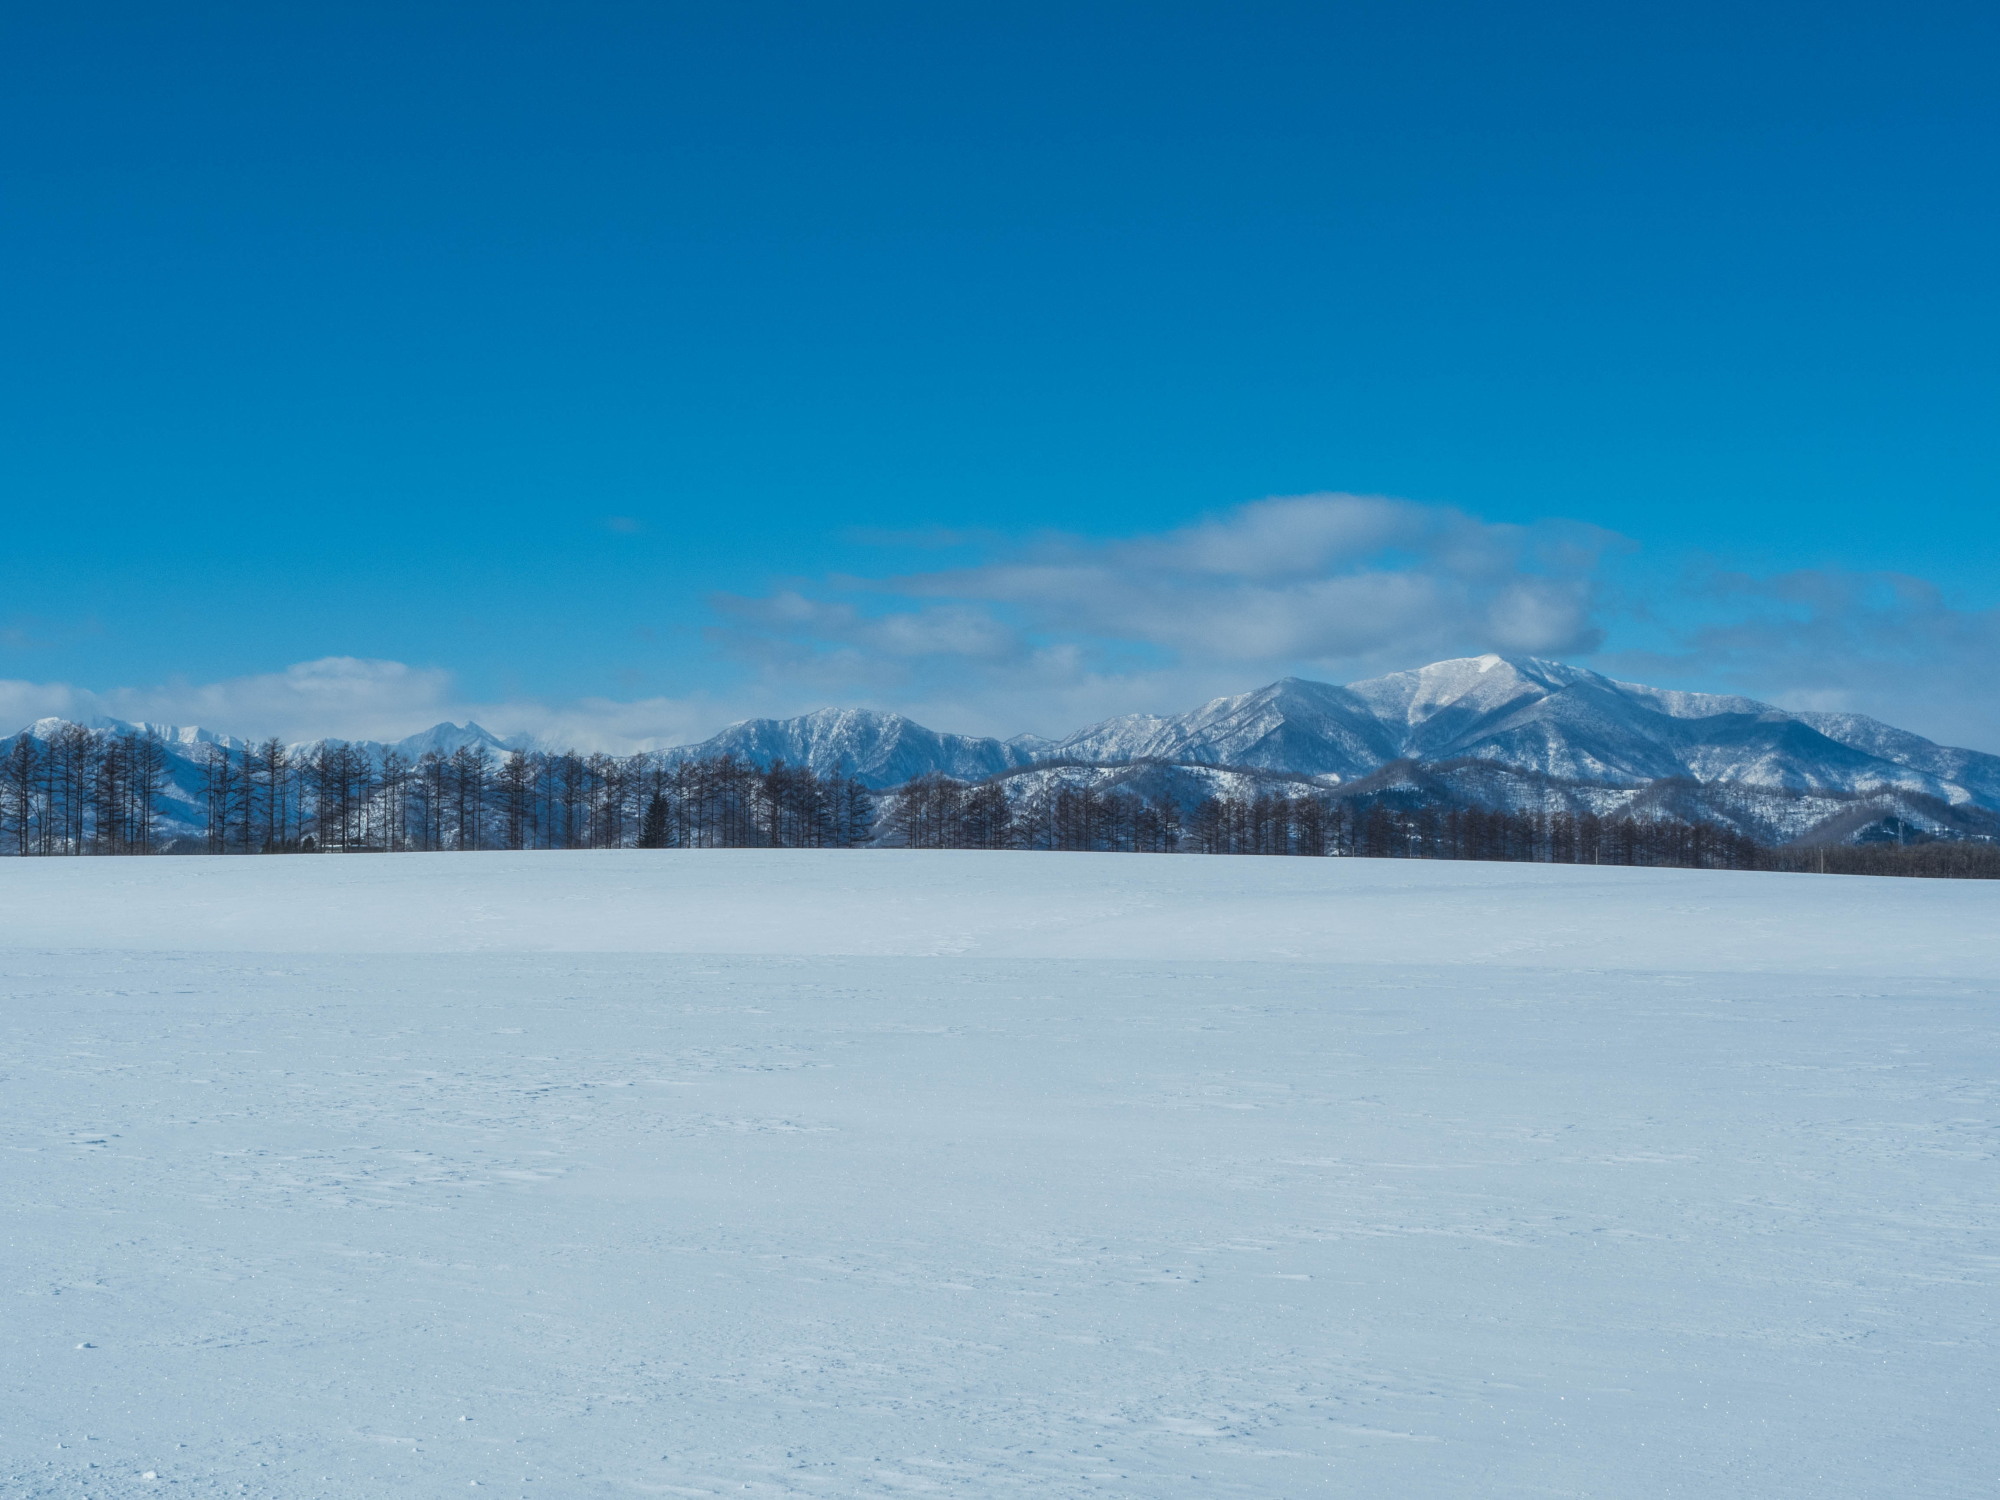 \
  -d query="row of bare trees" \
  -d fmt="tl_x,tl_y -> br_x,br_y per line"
5,725 -> 1981,877
203,740 -> 520,853
1,728 -> 881,855
883,778 -> 1769,870
1766,839 -> 2000,879
3,725 -> 173,855
1335,800 -> 1765,868
197,744 -> 878,852
635,755 -> 875,850
1192,794 -> 1764,868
